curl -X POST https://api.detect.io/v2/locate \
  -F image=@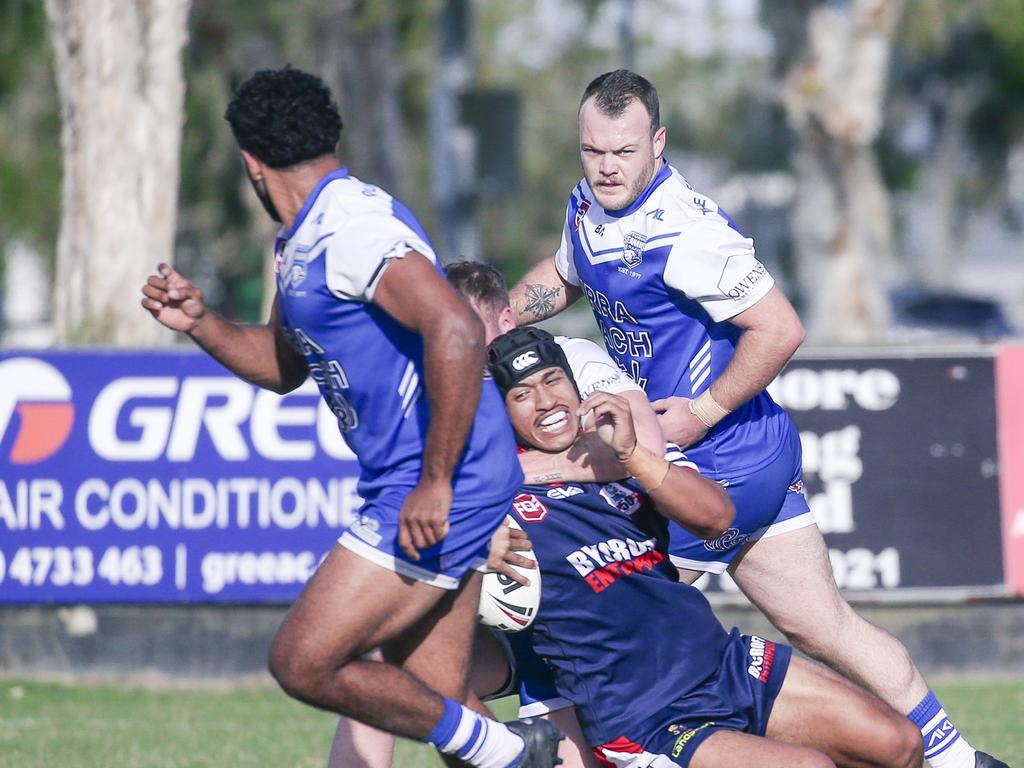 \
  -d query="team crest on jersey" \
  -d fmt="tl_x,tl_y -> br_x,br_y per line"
513,493 -> 549,522
621,231 -> 647,269
599,483 -> 642,515
284,259 -> 308,290
574,200 -> 590,230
